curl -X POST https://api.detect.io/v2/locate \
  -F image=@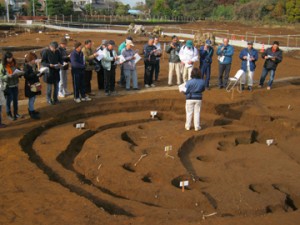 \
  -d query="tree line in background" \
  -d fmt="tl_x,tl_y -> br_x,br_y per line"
0,0 -> 299,23
145,0 -> 299,23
